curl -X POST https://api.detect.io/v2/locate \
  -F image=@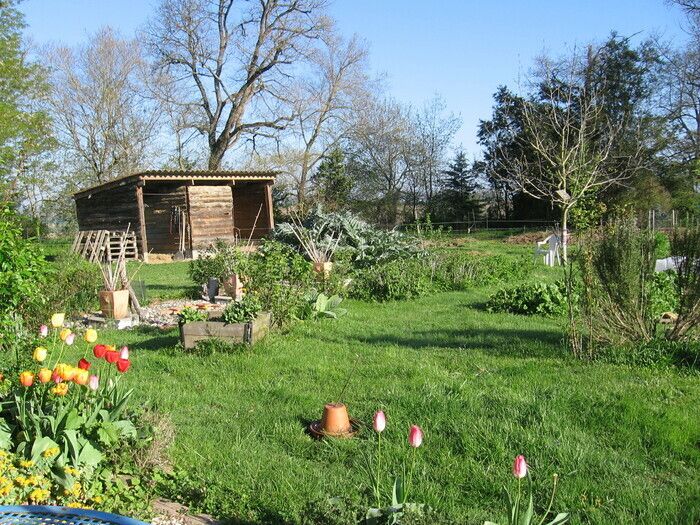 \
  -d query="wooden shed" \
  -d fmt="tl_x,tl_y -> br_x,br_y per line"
73,170 -> 277,259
